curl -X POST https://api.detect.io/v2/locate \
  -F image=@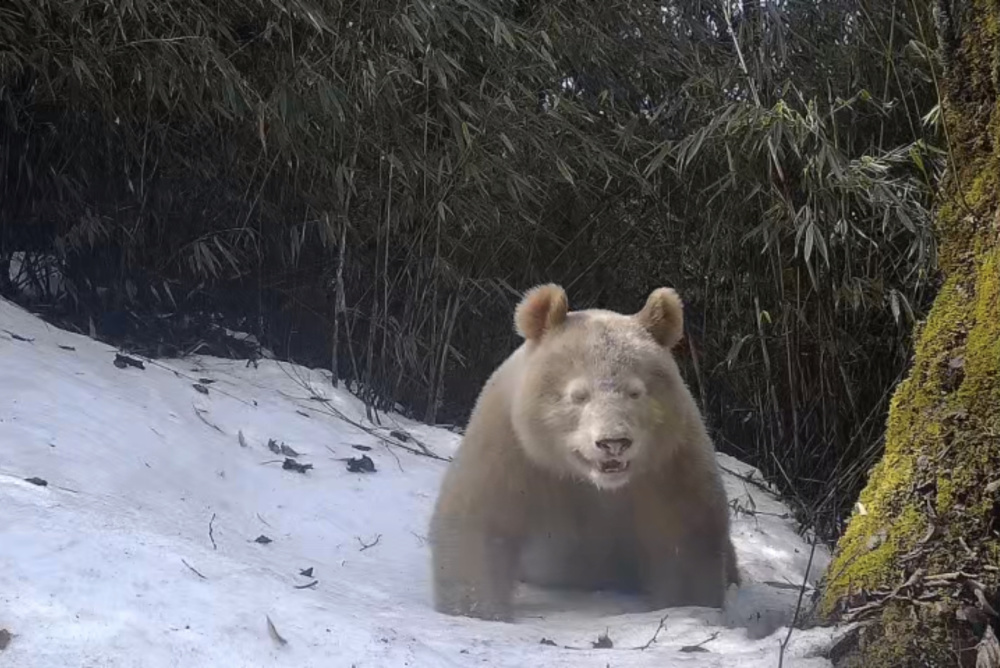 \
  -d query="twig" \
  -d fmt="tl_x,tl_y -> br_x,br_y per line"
778,533 -> 819,668
958,537 -> 975,557
719,464 -> 778,496
193,404 -> 225,434
357,534 -> 382,551
382,440 -> 404,472
974,588 -> 999,617
294,580 -> 319,590
843,569 -> 929,622
275,380 -> 450,462
140,358 -> 255,407
637,614 -> 669,650
208,513 -> 217,550
52,483 -> 81,494
182,559 -> 207,580
681,631 -> 720,652
552,615 -> 672,652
